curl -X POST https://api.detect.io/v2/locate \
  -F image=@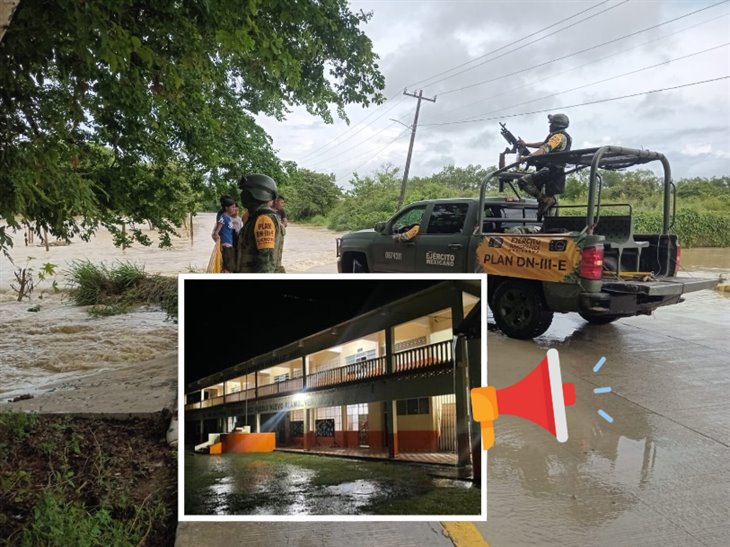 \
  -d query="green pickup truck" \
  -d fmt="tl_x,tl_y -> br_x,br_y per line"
336,146 -> 718,339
